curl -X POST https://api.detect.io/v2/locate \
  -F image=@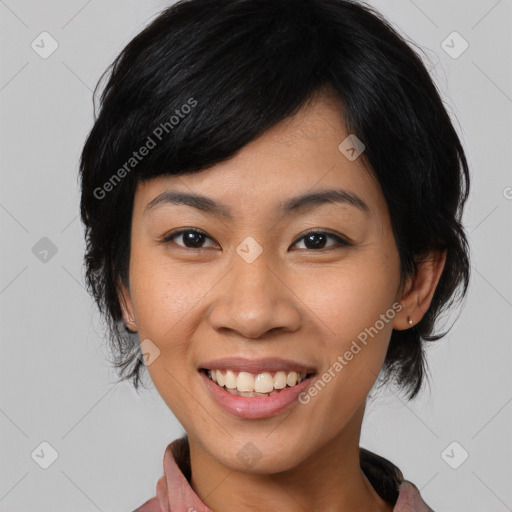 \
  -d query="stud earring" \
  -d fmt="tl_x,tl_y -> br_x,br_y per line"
407,316 -> 413,326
